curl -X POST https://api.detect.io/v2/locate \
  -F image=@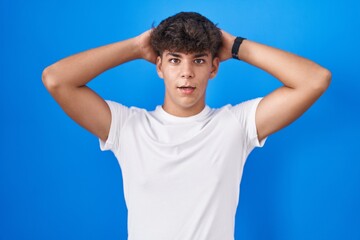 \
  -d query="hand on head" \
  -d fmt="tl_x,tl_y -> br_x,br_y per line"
217,30 -> 236,62
135,29 -> 158,64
